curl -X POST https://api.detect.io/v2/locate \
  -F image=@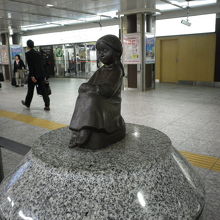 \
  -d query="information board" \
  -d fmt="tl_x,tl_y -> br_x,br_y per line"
123,33 -> 141,64
146,37 -> 155,64
10,45 -> 24,60
0,45 -> 9,65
